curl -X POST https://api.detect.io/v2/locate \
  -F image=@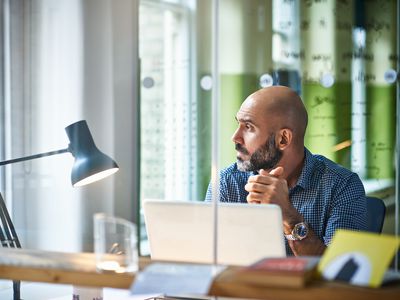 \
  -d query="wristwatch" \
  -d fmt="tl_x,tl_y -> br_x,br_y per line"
285,222 -> 309,241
